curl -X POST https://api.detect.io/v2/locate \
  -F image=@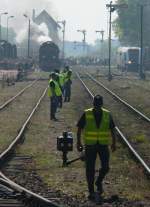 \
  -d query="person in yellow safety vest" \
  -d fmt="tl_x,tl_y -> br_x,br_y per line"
61,69 -> 67,93
63,66 -> 72,102
76,95 -> 116,204
54,69 -> 65,89
55,69 -> 64,108
48,72 -> 62,121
